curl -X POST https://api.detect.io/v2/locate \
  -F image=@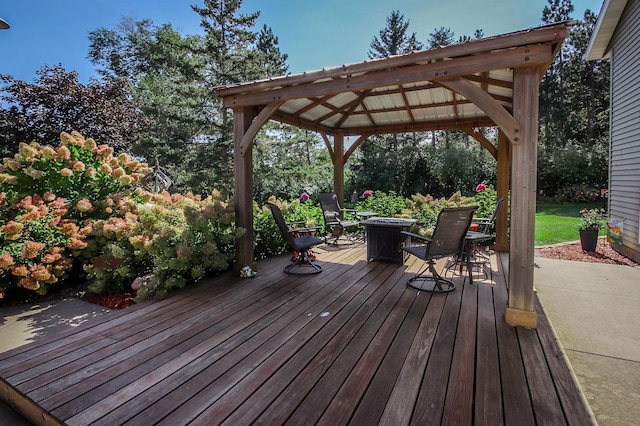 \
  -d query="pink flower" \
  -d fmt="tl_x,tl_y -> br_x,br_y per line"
362,190 -> 373,197
23,241 -> 46,259
475,183 -> 487,192
300,192 -> 310,201
0,253 -> 14,268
